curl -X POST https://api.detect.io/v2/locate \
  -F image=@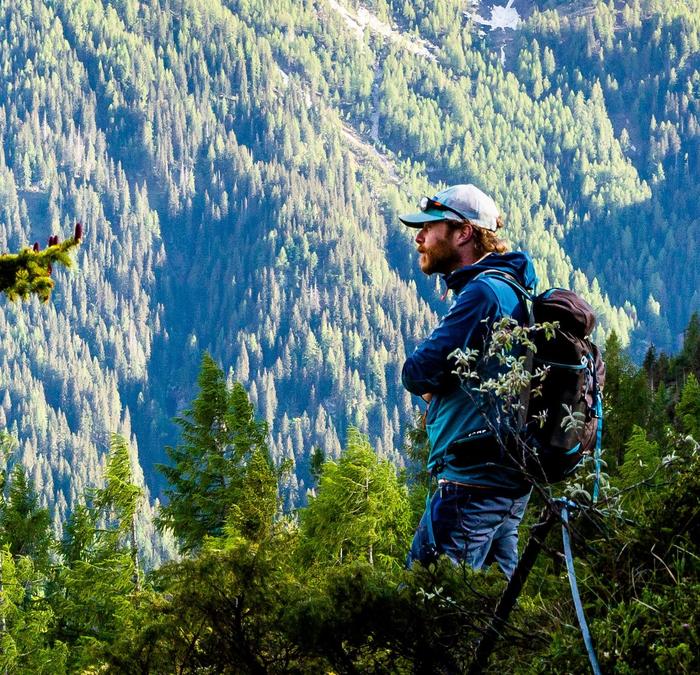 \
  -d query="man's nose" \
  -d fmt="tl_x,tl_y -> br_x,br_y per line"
415,229 -> 424,244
